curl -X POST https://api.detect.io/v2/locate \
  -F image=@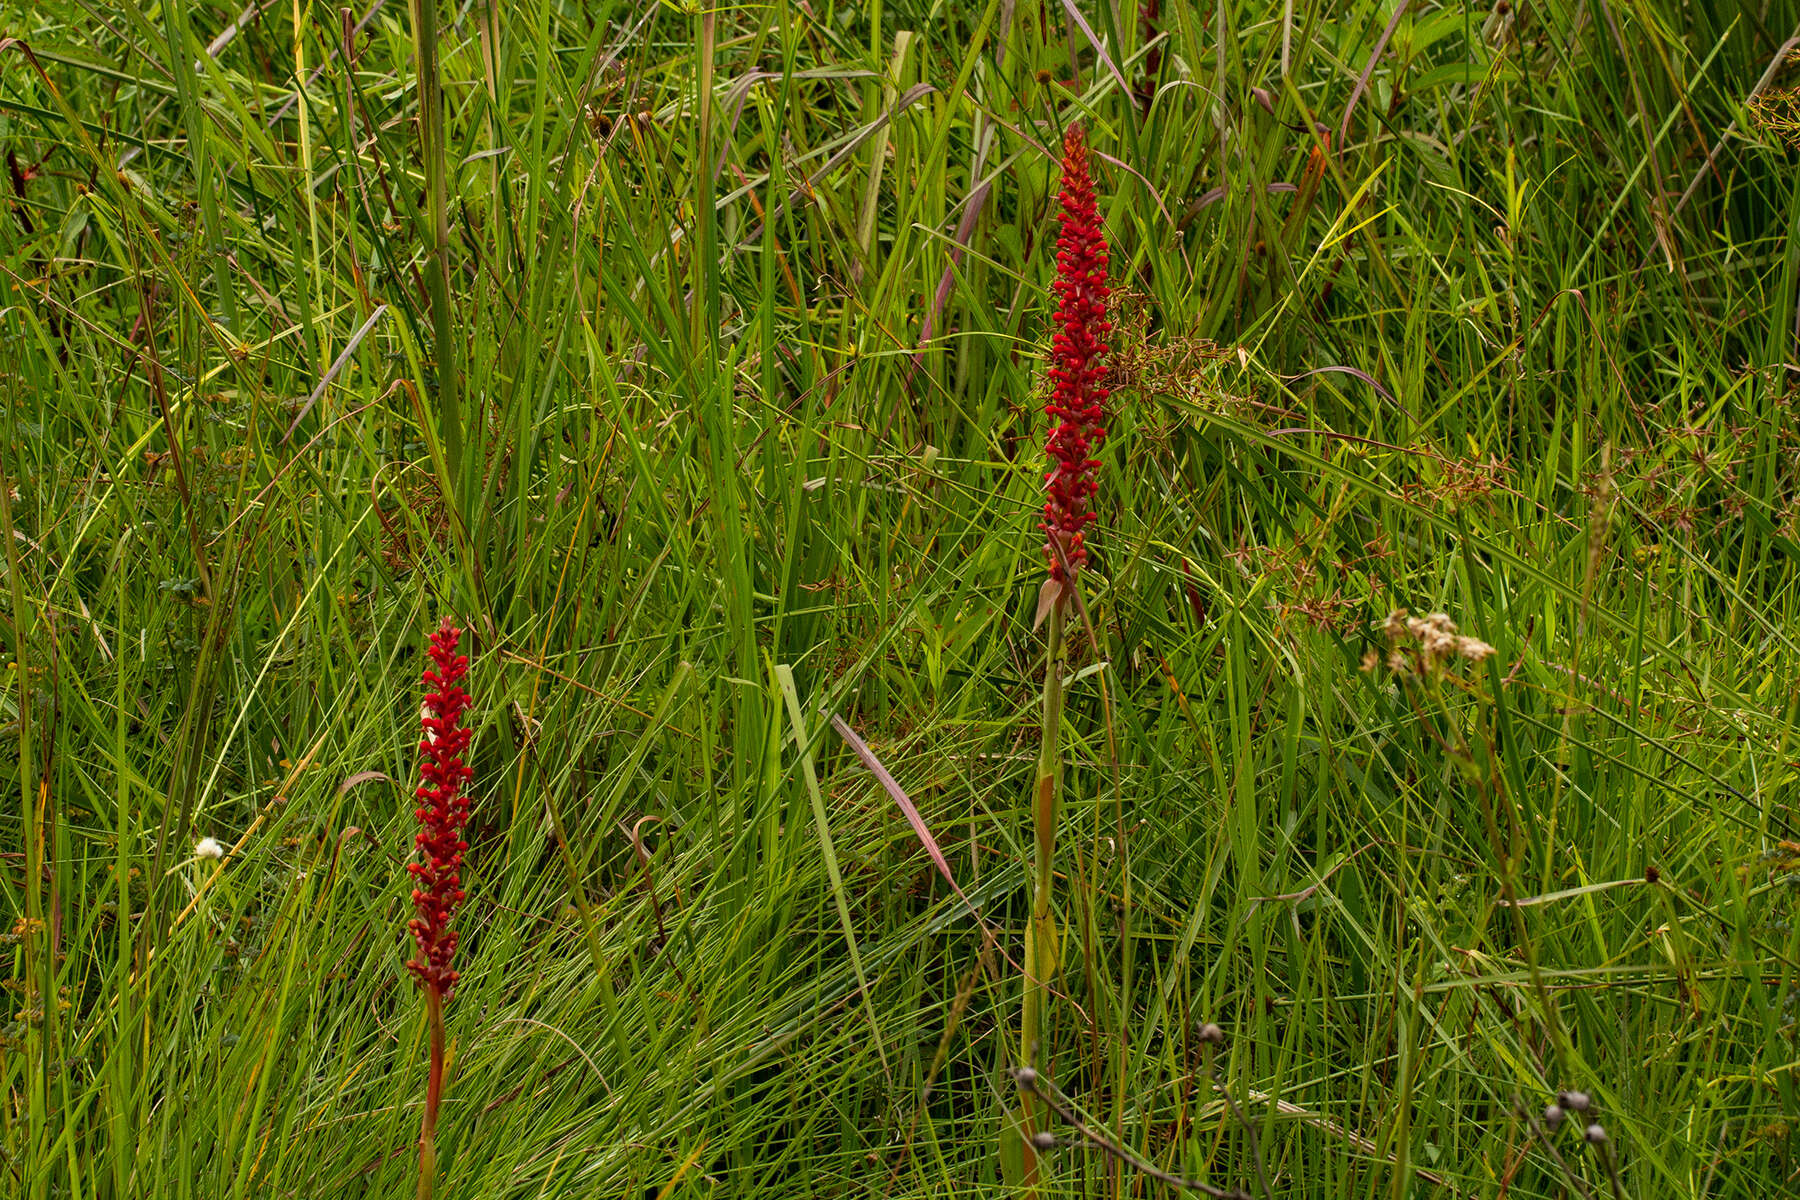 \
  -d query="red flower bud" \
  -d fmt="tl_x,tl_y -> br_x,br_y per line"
1042,125 -> 1111,581
405,617 -> 474,999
